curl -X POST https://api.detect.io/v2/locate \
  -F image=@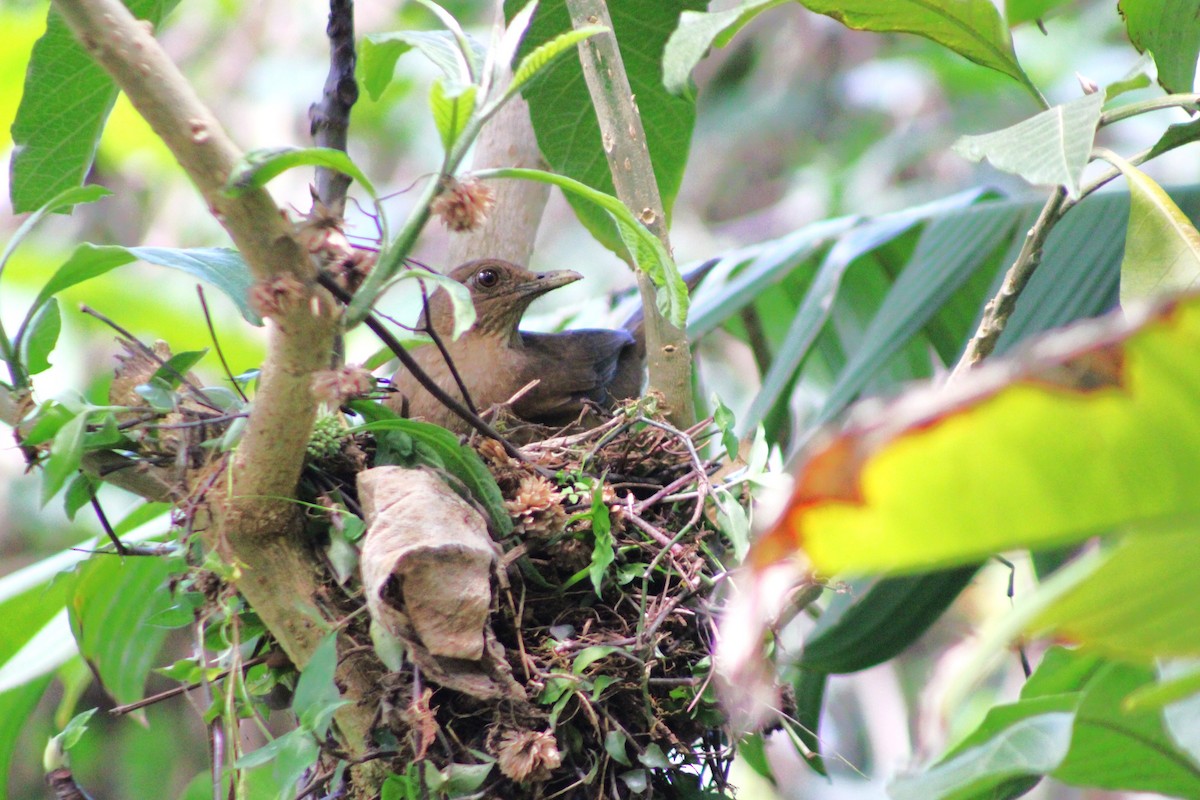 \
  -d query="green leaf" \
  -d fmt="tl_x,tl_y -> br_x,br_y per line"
152,349 -> 208,389
475,167 -> 687,327
292,632 -> 343,736
63,473 -> 98,521
638,742 -> 669,769
1146,118 -> 1200,163
712,488 -> 750,562
572,645 -> 618,674
224,146 -> 376,199
890,648 -> 1092,798
711,395 -> 738,461
605,728 -> 633,767
799,566 -> 978,673
588,485 -> 614,597
789,670 -> 827,776
953,93 -> 1105,199
686,216 -> 856,338
429,79 -> 477,153
29,244 -> 135,315
508,25 -> 608,98
1028,528 -> 1200,660
891,711 -> 1072,799
361,30 -> 484,100
347,402 -> 512,535
1118,0 -> 1200,94
1104,153 -> 1200,306
810,199 -> 1021,428
125,247 -> 261,325
1125,661 -> 1200,713
19,298 -> 61,376
745,208 -> 926,429
0,187 -> 112,285
1104,53 -> 1154,99
55,707 -> 98,751
0,678 -> 53,800
135,378 -> 177,412
797,0 -> 1040,101
41,412 -> 86,506
9,0 -> 176,213
662,0 -> 787,94
1054,662 -> 1200,794
507,0 -> 705,255
440,761 -> 495,796
67,553 -> 179,705
755,292 -> 1200,575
